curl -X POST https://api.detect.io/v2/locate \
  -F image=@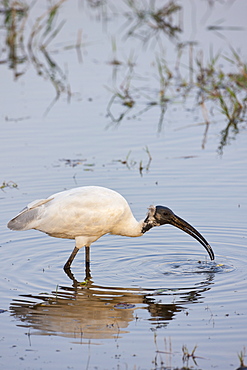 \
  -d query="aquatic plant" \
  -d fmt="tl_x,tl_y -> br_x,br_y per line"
195,48 -> 247,153
1,0 -> 246,152
0,180 -> 18,190
237,347 -> 247,369
123,0 -> 182,46
0,0 -> 81,110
